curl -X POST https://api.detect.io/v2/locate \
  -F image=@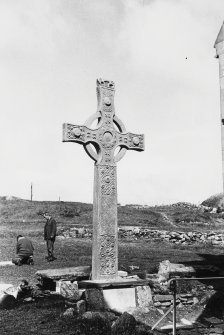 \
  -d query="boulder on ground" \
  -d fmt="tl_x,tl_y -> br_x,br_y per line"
136,285 -> 152,307
111,312 -> 136,335
158,260 -> 198,281
57,280 -> 80,301
73,299 -> 86,315
79,311 -> 111,335
158,260 -> 171,281
62,307 -> 75,318
85,288 -> 105,311
0,293 -> 17,309
135,324 -> 154,334
0,283 -> 14,295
